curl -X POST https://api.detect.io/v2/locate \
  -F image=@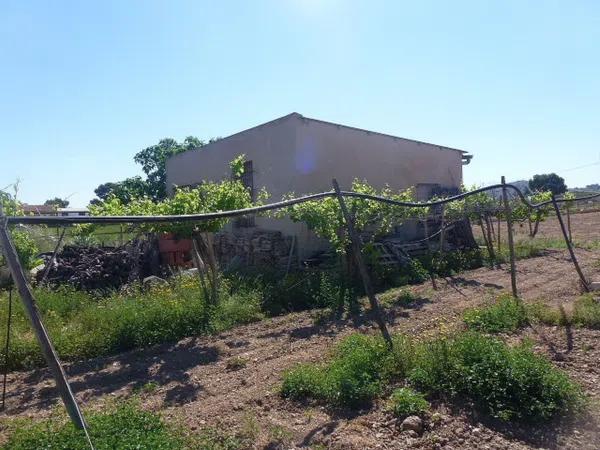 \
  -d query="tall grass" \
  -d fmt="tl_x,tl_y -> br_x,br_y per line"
0,276 -> 263,371
528,295 -> 600,328
489,237 -> 600,264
